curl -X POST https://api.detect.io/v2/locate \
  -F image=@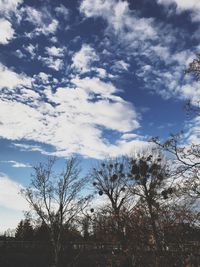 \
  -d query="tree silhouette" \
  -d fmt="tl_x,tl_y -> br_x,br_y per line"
152,134 -> 200,200
127,151 -> 170,251
21,157 -> 90,267
90,158 -> 131,241
15,219 -> 34,241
